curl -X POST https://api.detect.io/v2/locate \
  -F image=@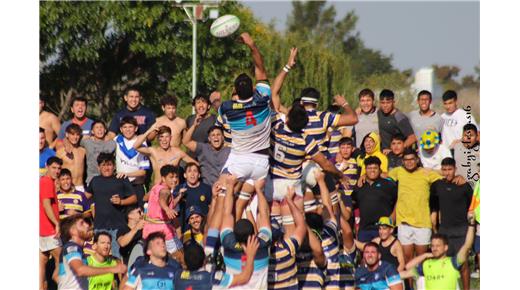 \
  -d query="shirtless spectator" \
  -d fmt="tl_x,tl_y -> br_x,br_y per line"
134,124 -> 197,186
107,86 -> 156,141
183,115 -> 230,185
148,95 -> 186,147
56,124 -> 86,192
39,97 -> 61,148
80,120 -> 116,186
40,127 -> 56,176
